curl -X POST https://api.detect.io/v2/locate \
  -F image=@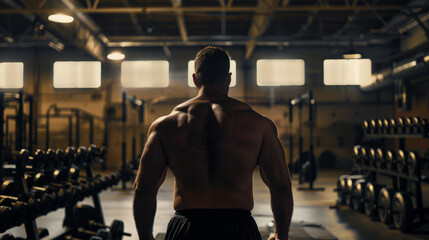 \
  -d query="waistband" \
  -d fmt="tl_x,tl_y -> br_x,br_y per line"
175,209 -> 251,217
